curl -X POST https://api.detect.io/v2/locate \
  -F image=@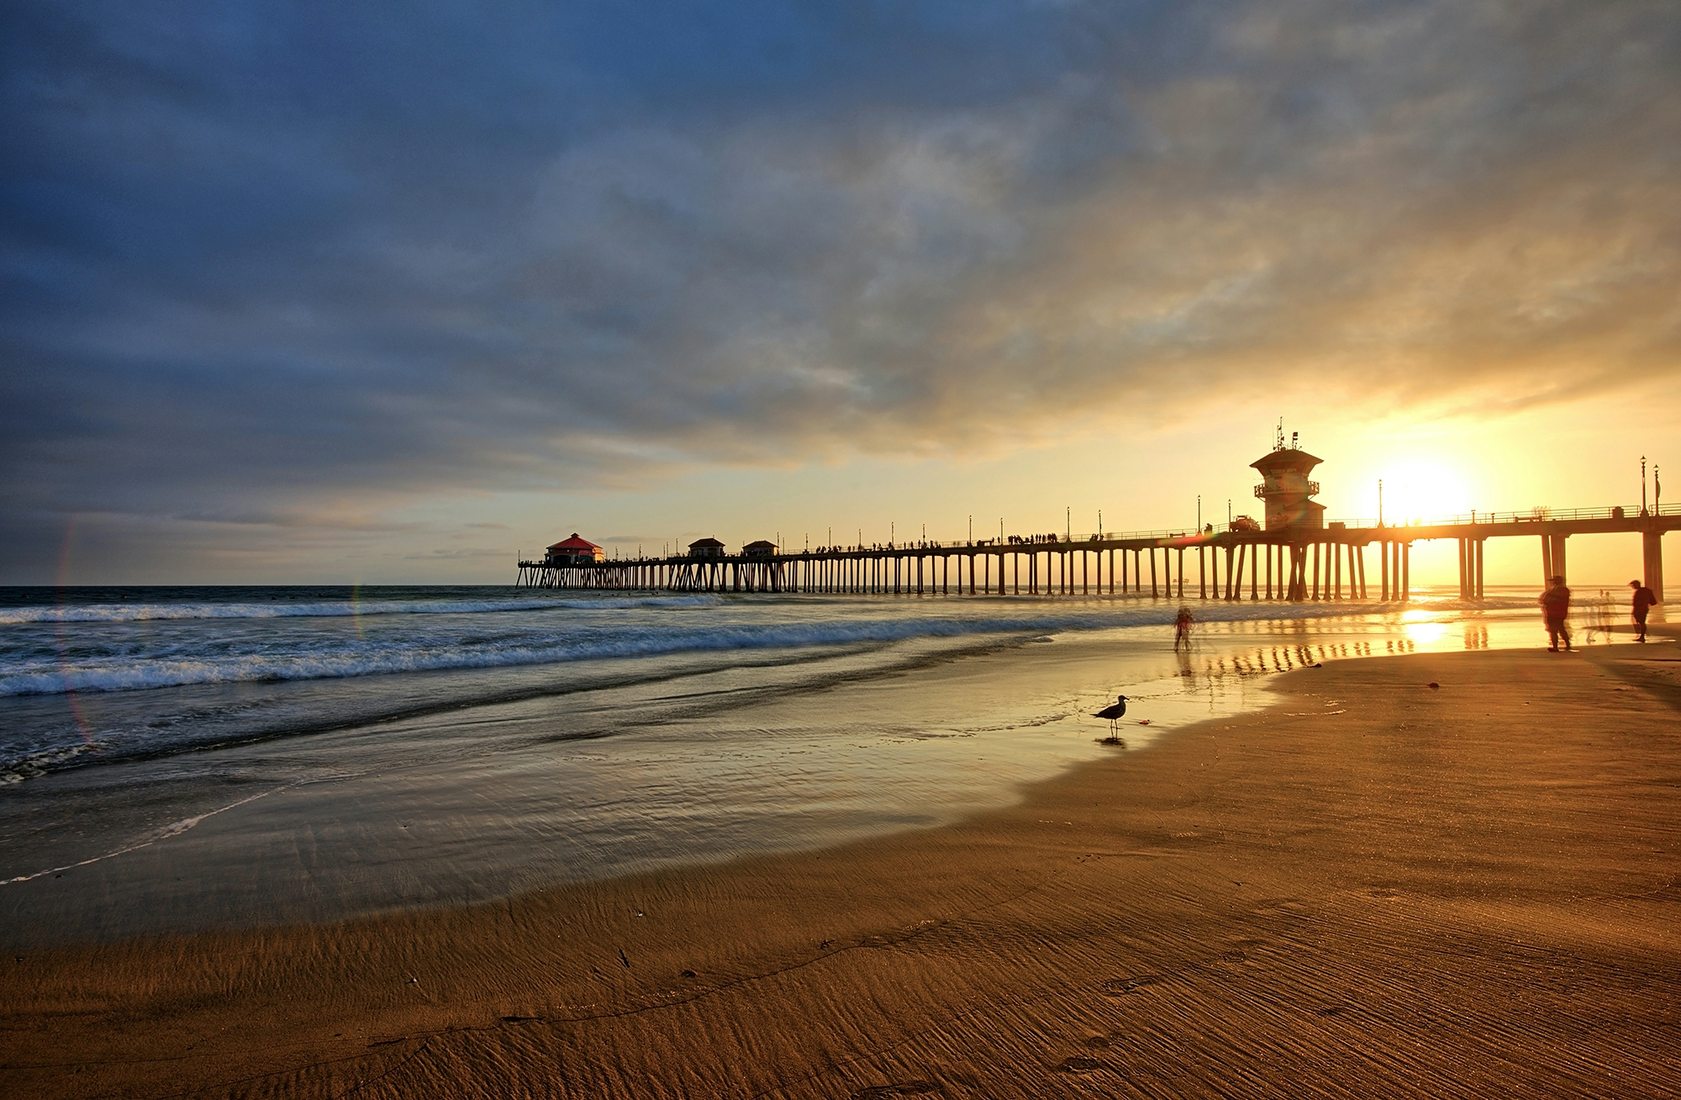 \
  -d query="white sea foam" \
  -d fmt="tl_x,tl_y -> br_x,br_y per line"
0,593 -> 721,625
0,741 -> 105,784
0,784 -> 294,885
0,596 -> 1532,699
0,619 -> 980,697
